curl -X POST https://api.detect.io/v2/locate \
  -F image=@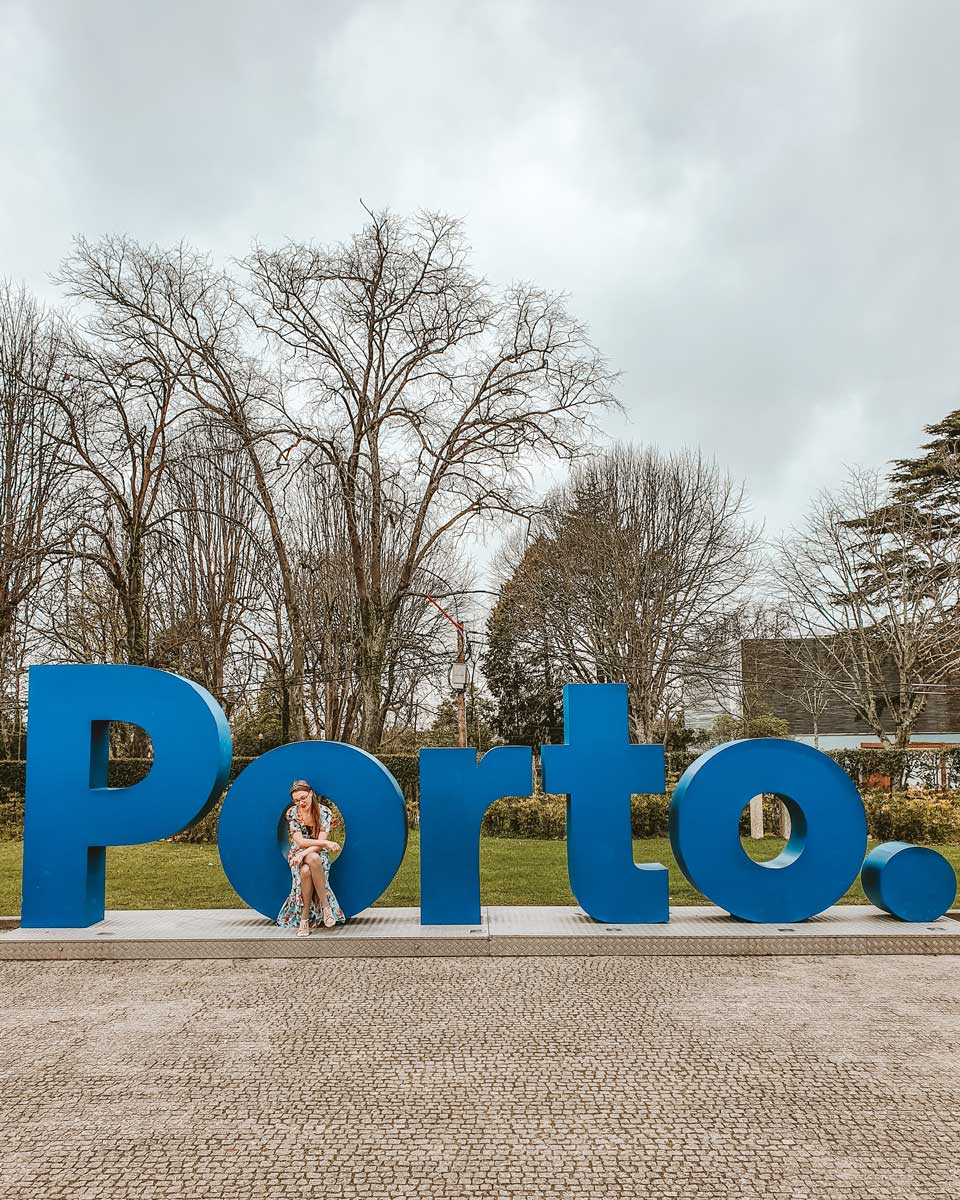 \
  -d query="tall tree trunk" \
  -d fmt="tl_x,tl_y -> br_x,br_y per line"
279,670 -> 291,745
125,534 -> 147,667
357,619 -> 389,750
240,433 -> 307,741
895,712 -> 915,748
